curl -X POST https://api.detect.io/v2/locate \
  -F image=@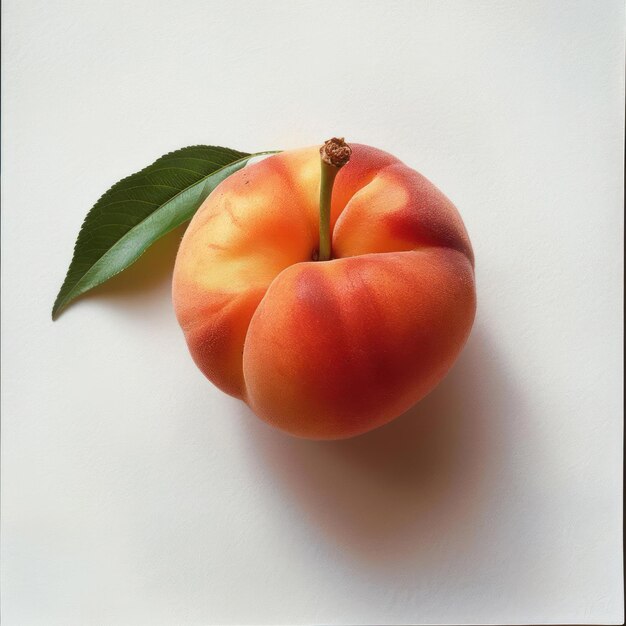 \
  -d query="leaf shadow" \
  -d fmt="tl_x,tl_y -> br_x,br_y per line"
241,326 -> 520,568
73,224 -> 187,312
